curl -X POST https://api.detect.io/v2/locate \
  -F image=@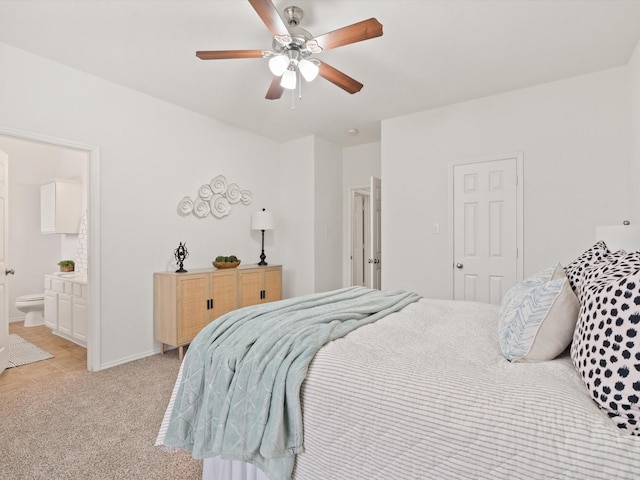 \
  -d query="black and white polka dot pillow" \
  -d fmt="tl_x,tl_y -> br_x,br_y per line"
571,256 -> 640,434
582,251 -> 640,289
564,241 -> 611,301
